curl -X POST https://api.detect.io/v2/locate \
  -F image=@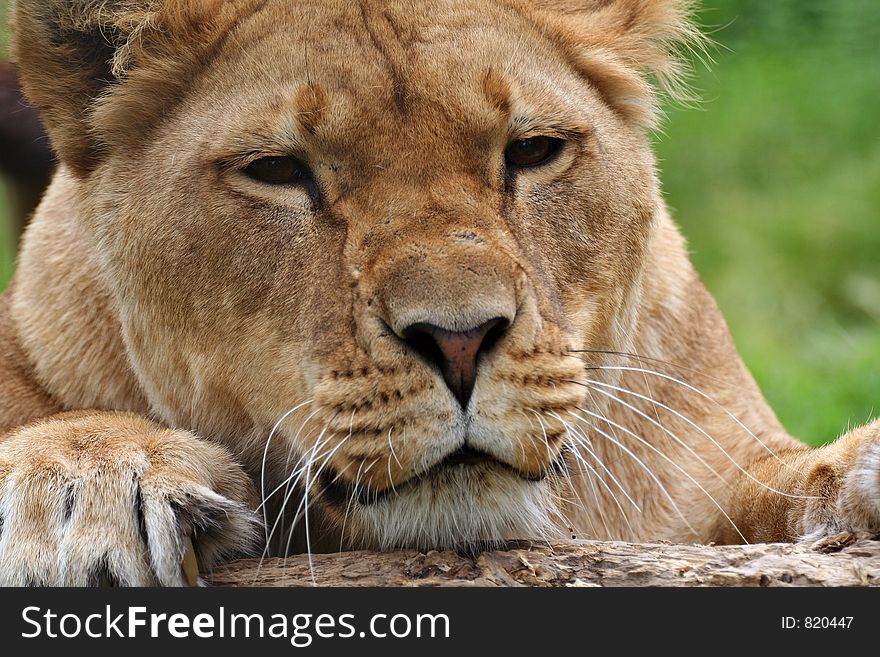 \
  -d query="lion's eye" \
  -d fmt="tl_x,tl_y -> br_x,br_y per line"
505,137 -> 563,168
244,156 -> 311,186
